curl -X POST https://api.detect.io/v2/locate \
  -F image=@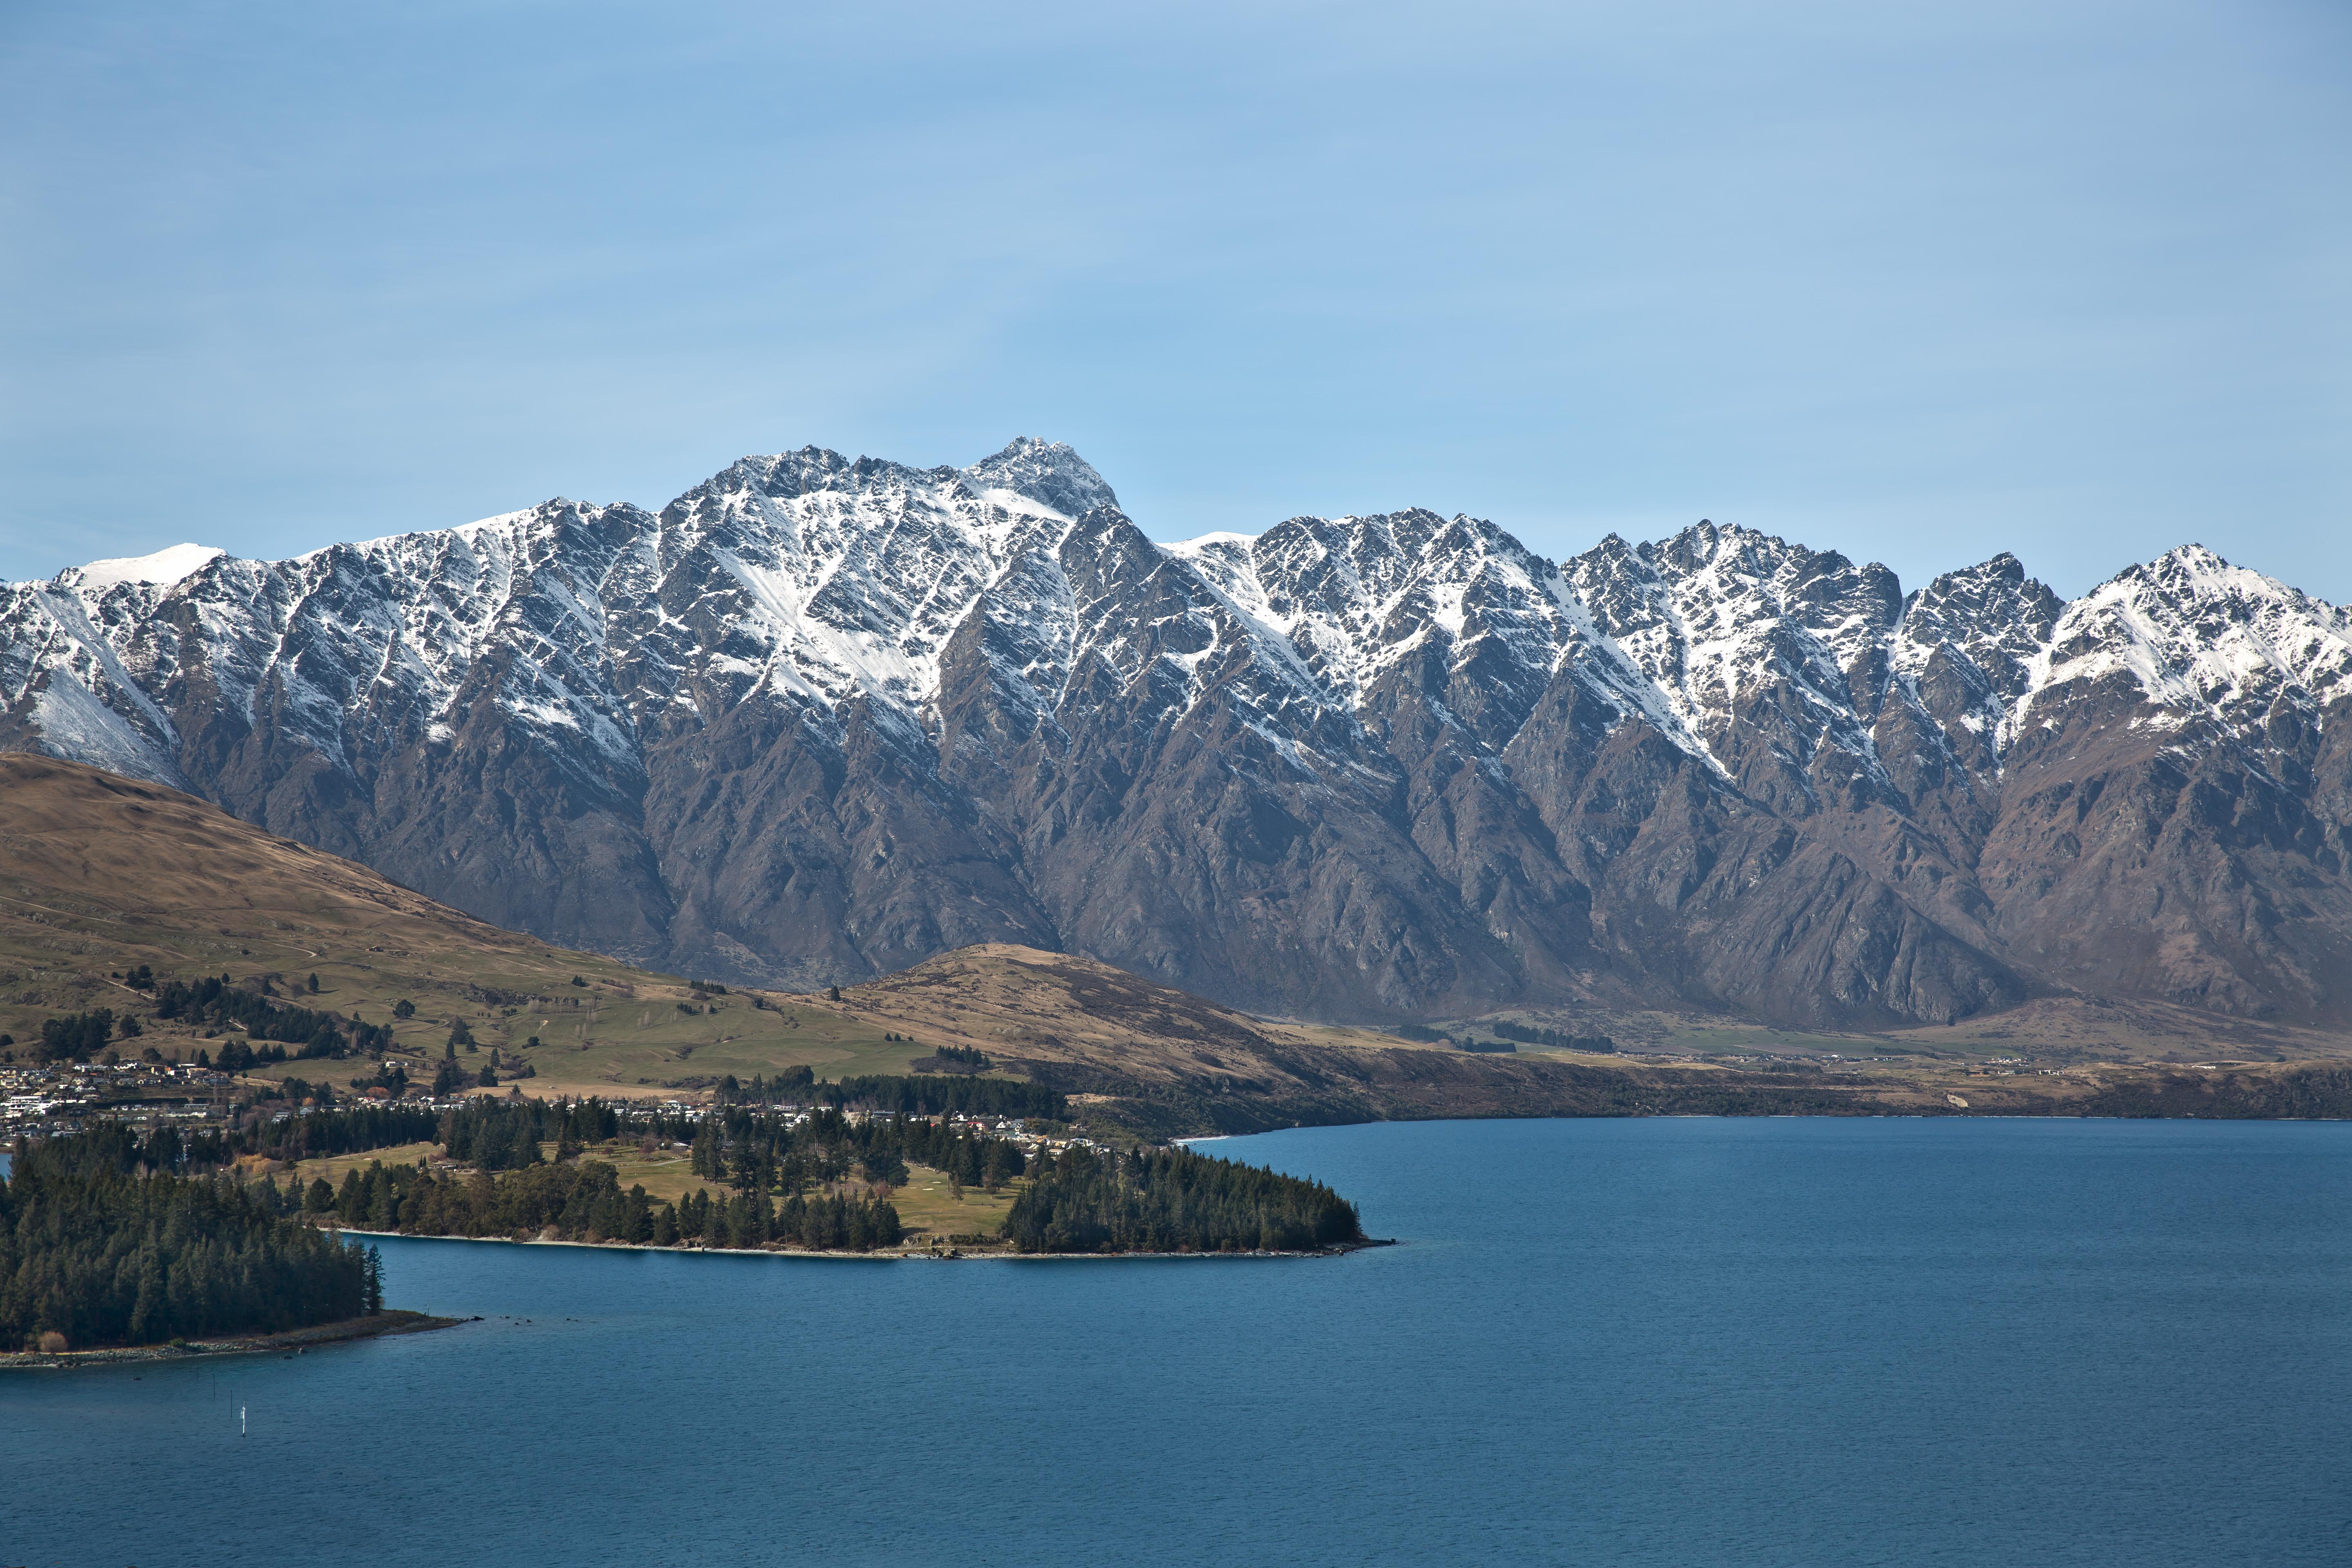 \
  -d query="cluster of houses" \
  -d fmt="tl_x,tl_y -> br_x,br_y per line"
690,1099 -> 1109,1160
0,1059 -> 234,1136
